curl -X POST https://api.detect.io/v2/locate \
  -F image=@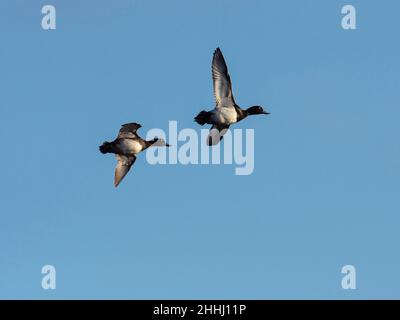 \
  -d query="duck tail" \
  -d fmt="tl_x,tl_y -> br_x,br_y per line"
194,110 -> 211,126
99,141 -> 113,154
